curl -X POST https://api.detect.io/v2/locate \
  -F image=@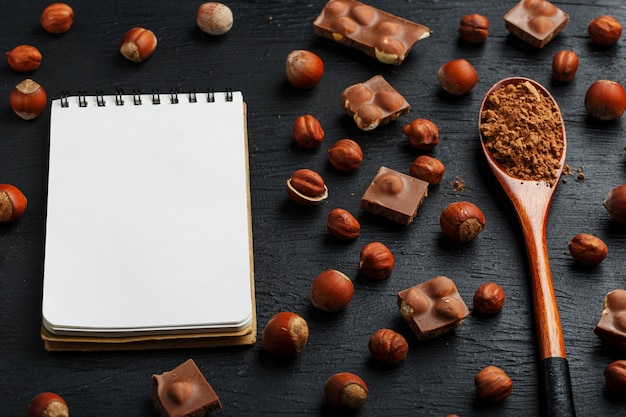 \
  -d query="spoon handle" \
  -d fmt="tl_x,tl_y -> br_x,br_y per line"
541,357 -> 576,417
